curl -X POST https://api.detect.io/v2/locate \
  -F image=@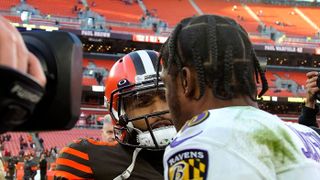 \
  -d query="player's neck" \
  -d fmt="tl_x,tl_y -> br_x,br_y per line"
187,93 -> 258,119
